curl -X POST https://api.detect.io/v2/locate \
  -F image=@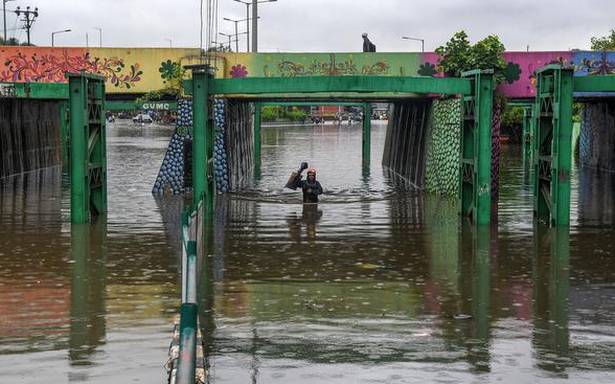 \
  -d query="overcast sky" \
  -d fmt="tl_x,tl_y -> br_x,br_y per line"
4,0 -> 614,52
